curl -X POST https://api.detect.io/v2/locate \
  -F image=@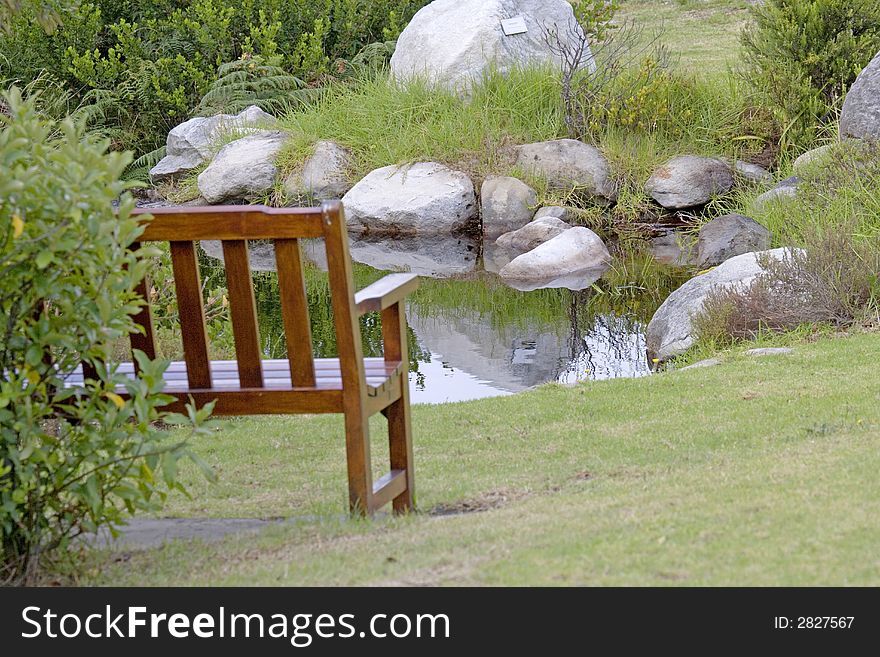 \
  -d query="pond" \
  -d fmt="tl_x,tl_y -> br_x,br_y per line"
198,234 -> 690,405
